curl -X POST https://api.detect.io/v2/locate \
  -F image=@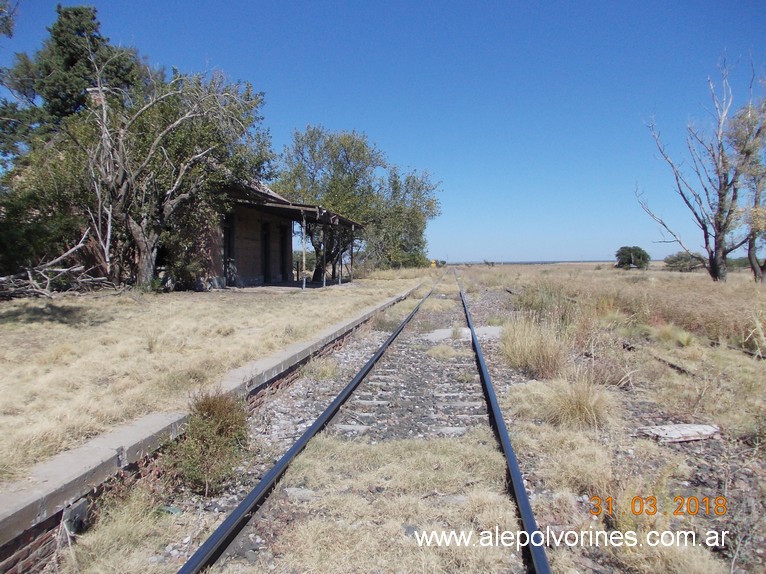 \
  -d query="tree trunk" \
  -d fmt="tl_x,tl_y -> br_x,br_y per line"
707,256 -> 727,282
309,229 -> 324,283
126,217 -> 160,287
311,262 -> 324,283
707,238 -> 728,282
747,235 -> 765,283
135,244 -> 158,287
